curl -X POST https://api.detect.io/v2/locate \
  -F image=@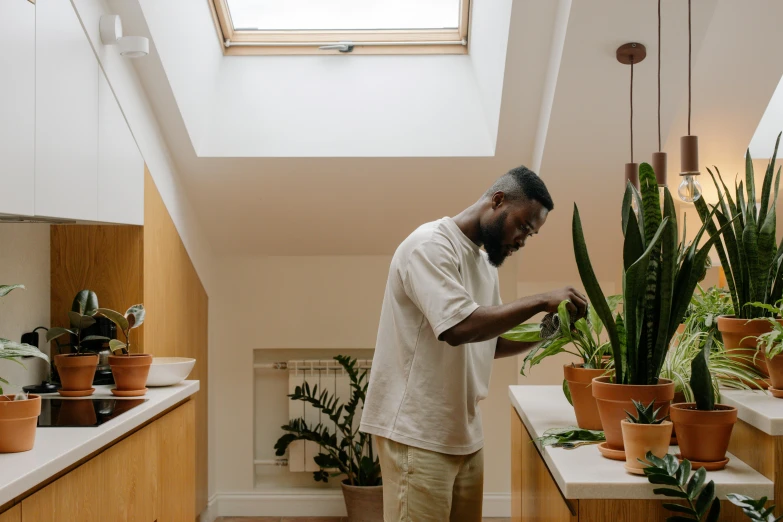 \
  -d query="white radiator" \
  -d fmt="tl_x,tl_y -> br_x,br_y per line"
287,359 -> 372,473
